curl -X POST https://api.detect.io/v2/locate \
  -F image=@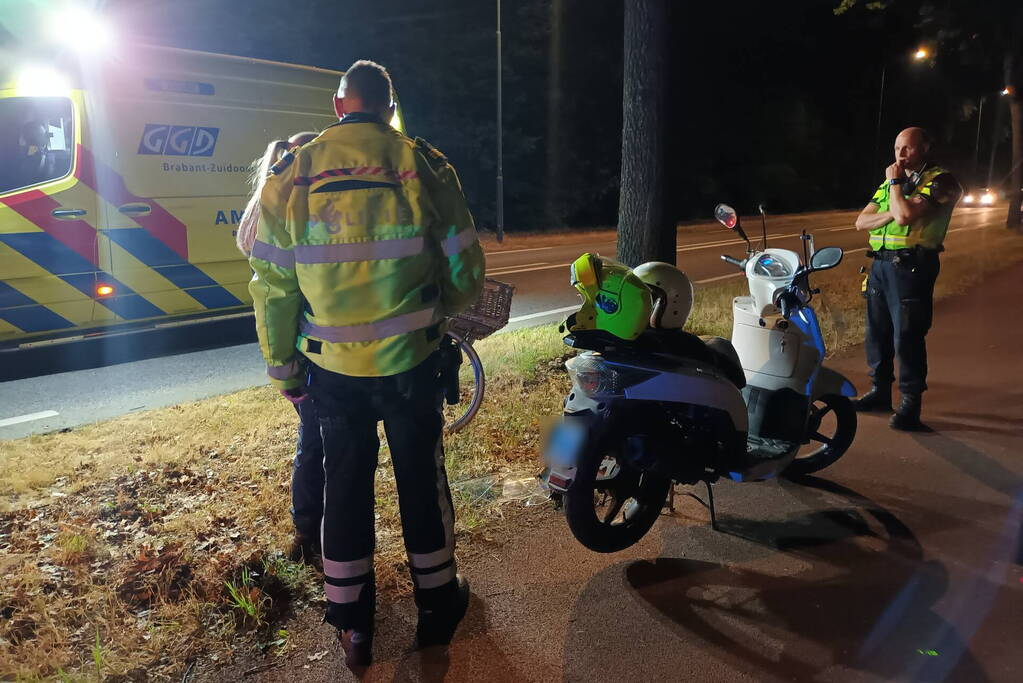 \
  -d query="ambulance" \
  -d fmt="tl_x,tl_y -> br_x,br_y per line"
0,42 -> 403,353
